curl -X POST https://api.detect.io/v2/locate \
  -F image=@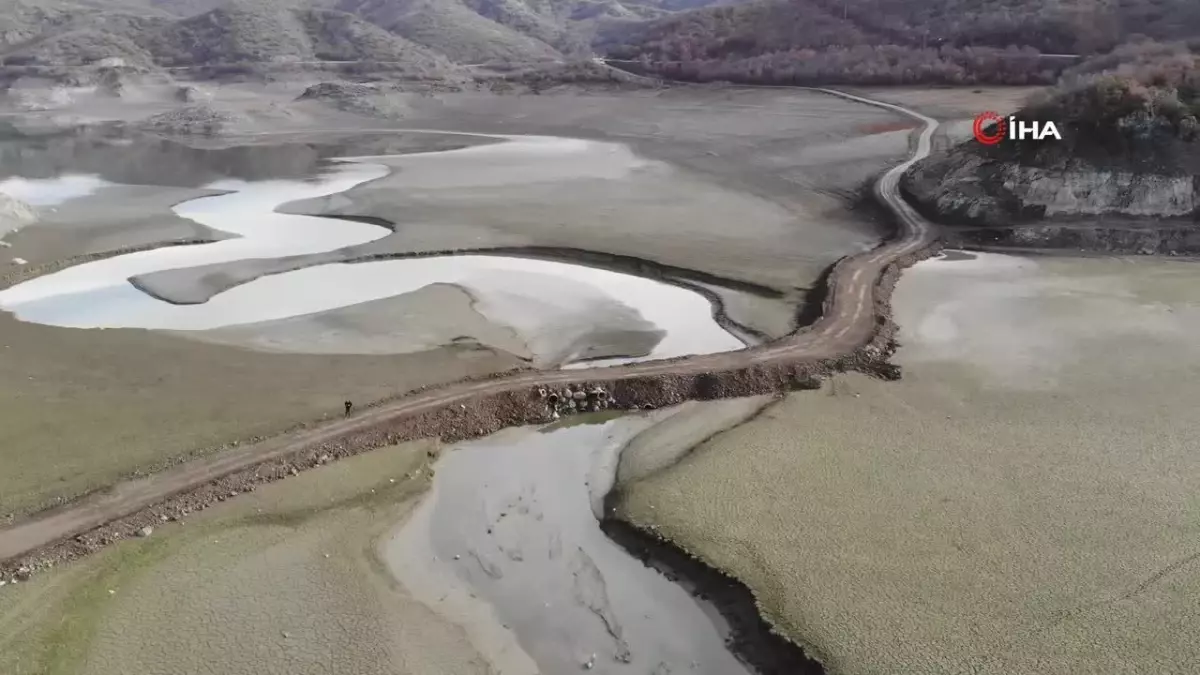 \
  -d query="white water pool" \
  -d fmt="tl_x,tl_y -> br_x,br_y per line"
0,134 -> 746,365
